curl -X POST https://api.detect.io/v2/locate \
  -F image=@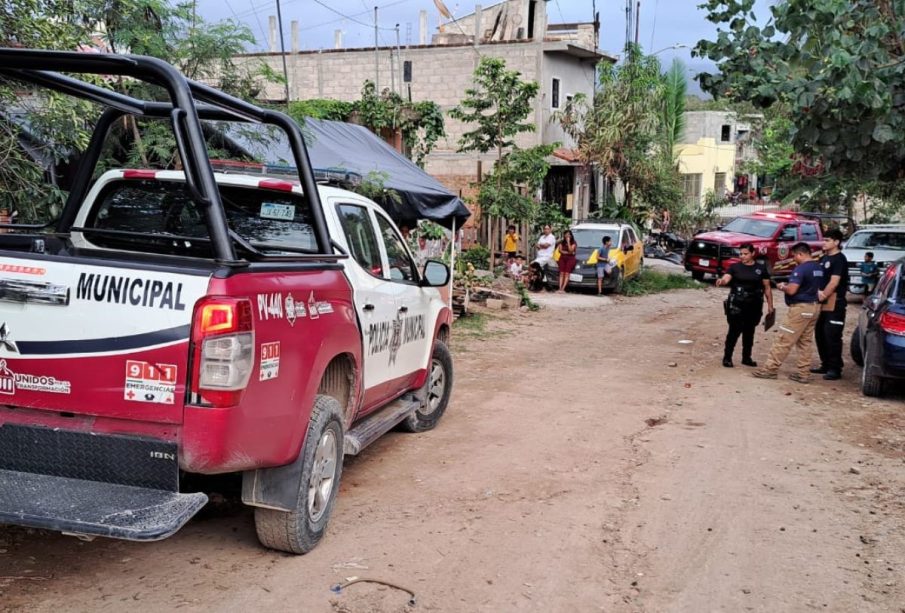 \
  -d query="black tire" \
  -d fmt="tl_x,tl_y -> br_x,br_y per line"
861,345 -> 884,398
254,394 -> 344,554
850,327 -> 864,367
691,270 -> 705,282
401,341 -> 453,433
